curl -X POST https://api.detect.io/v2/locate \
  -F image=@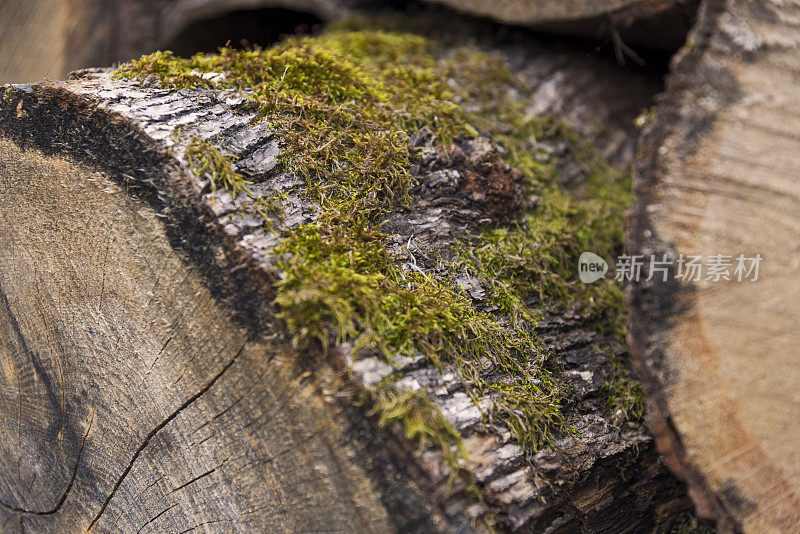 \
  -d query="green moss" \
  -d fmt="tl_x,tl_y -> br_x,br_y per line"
442,49 -> 632,343
185,137 -> 252,196
115,50 -> 216,90
117,32 -> 471,213
601,362 -> 647,422
116,25 -> 636,480
635,106 -> 658,129
364,387 -> 467,476
273,214 -> 572,452
184,137 -> 284,228
670,517 -> 716,534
